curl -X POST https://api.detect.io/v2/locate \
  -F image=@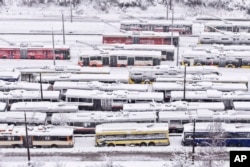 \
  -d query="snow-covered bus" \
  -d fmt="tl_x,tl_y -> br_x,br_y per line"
78,50 -> 161,67
65,89 -> 164,110
0,80 -> 50,91
204,21 -> 250,33
95,122 -> 170,147
0,124 -> 74,148
120,19 -> 192,35
51,111 -> 156,134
